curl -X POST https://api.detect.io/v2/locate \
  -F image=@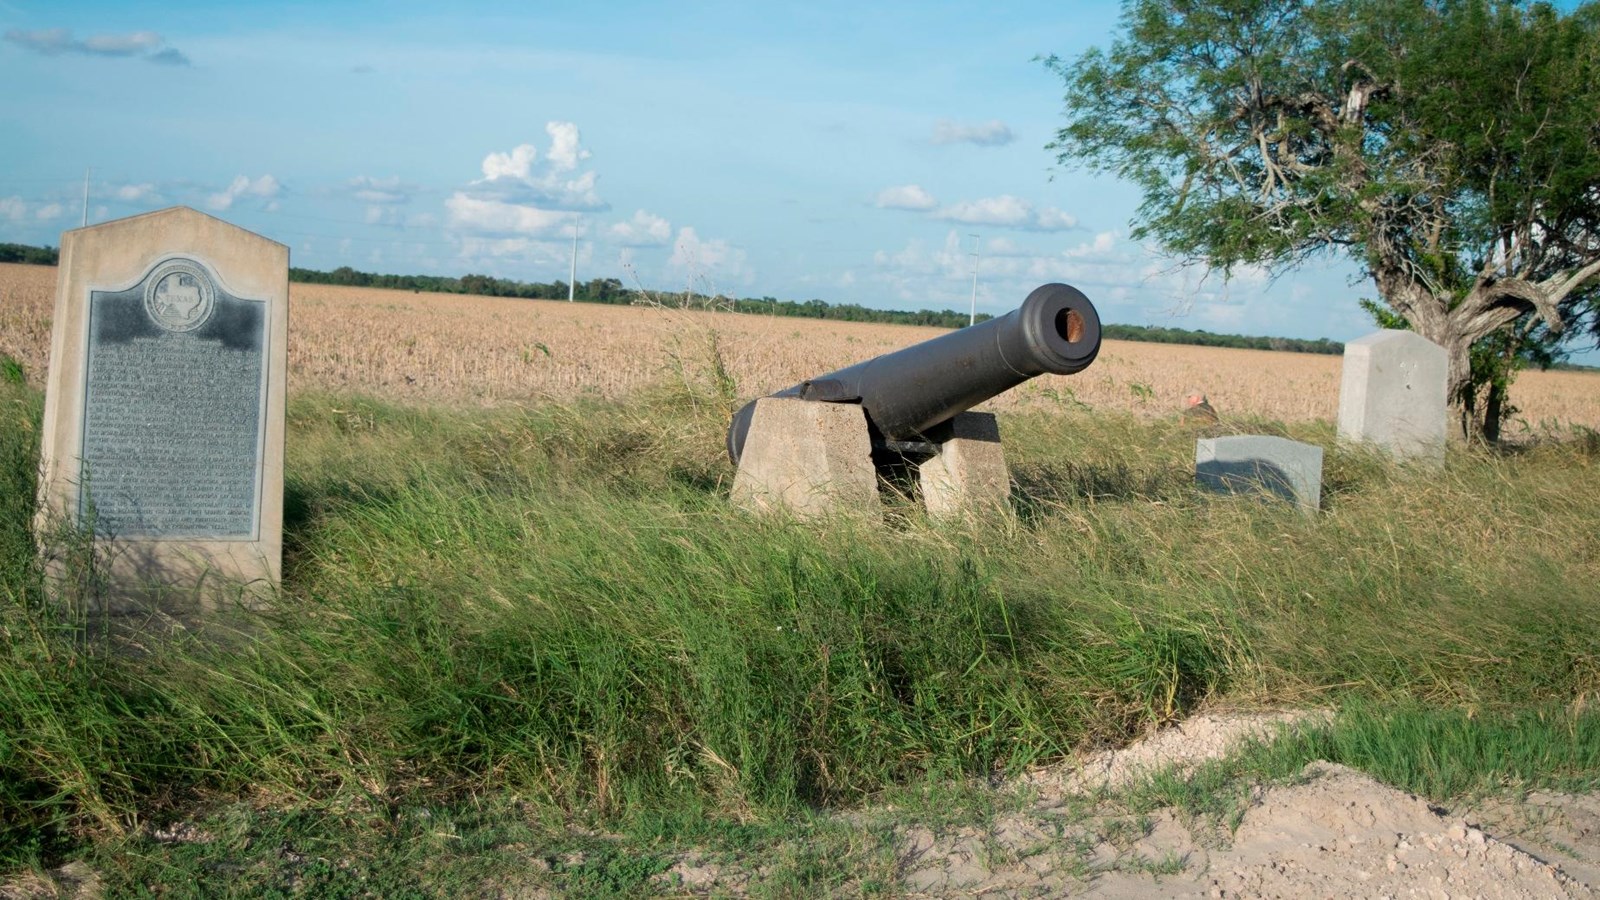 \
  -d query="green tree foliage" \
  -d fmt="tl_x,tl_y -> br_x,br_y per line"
0,243 -> 58,265
1102,323 -> 1341,354
1046,0 -> 1600,439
